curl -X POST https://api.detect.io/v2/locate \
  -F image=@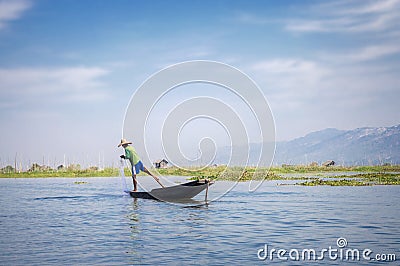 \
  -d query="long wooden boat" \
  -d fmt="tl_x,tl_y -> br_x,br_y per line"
129,179 -> 213,201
